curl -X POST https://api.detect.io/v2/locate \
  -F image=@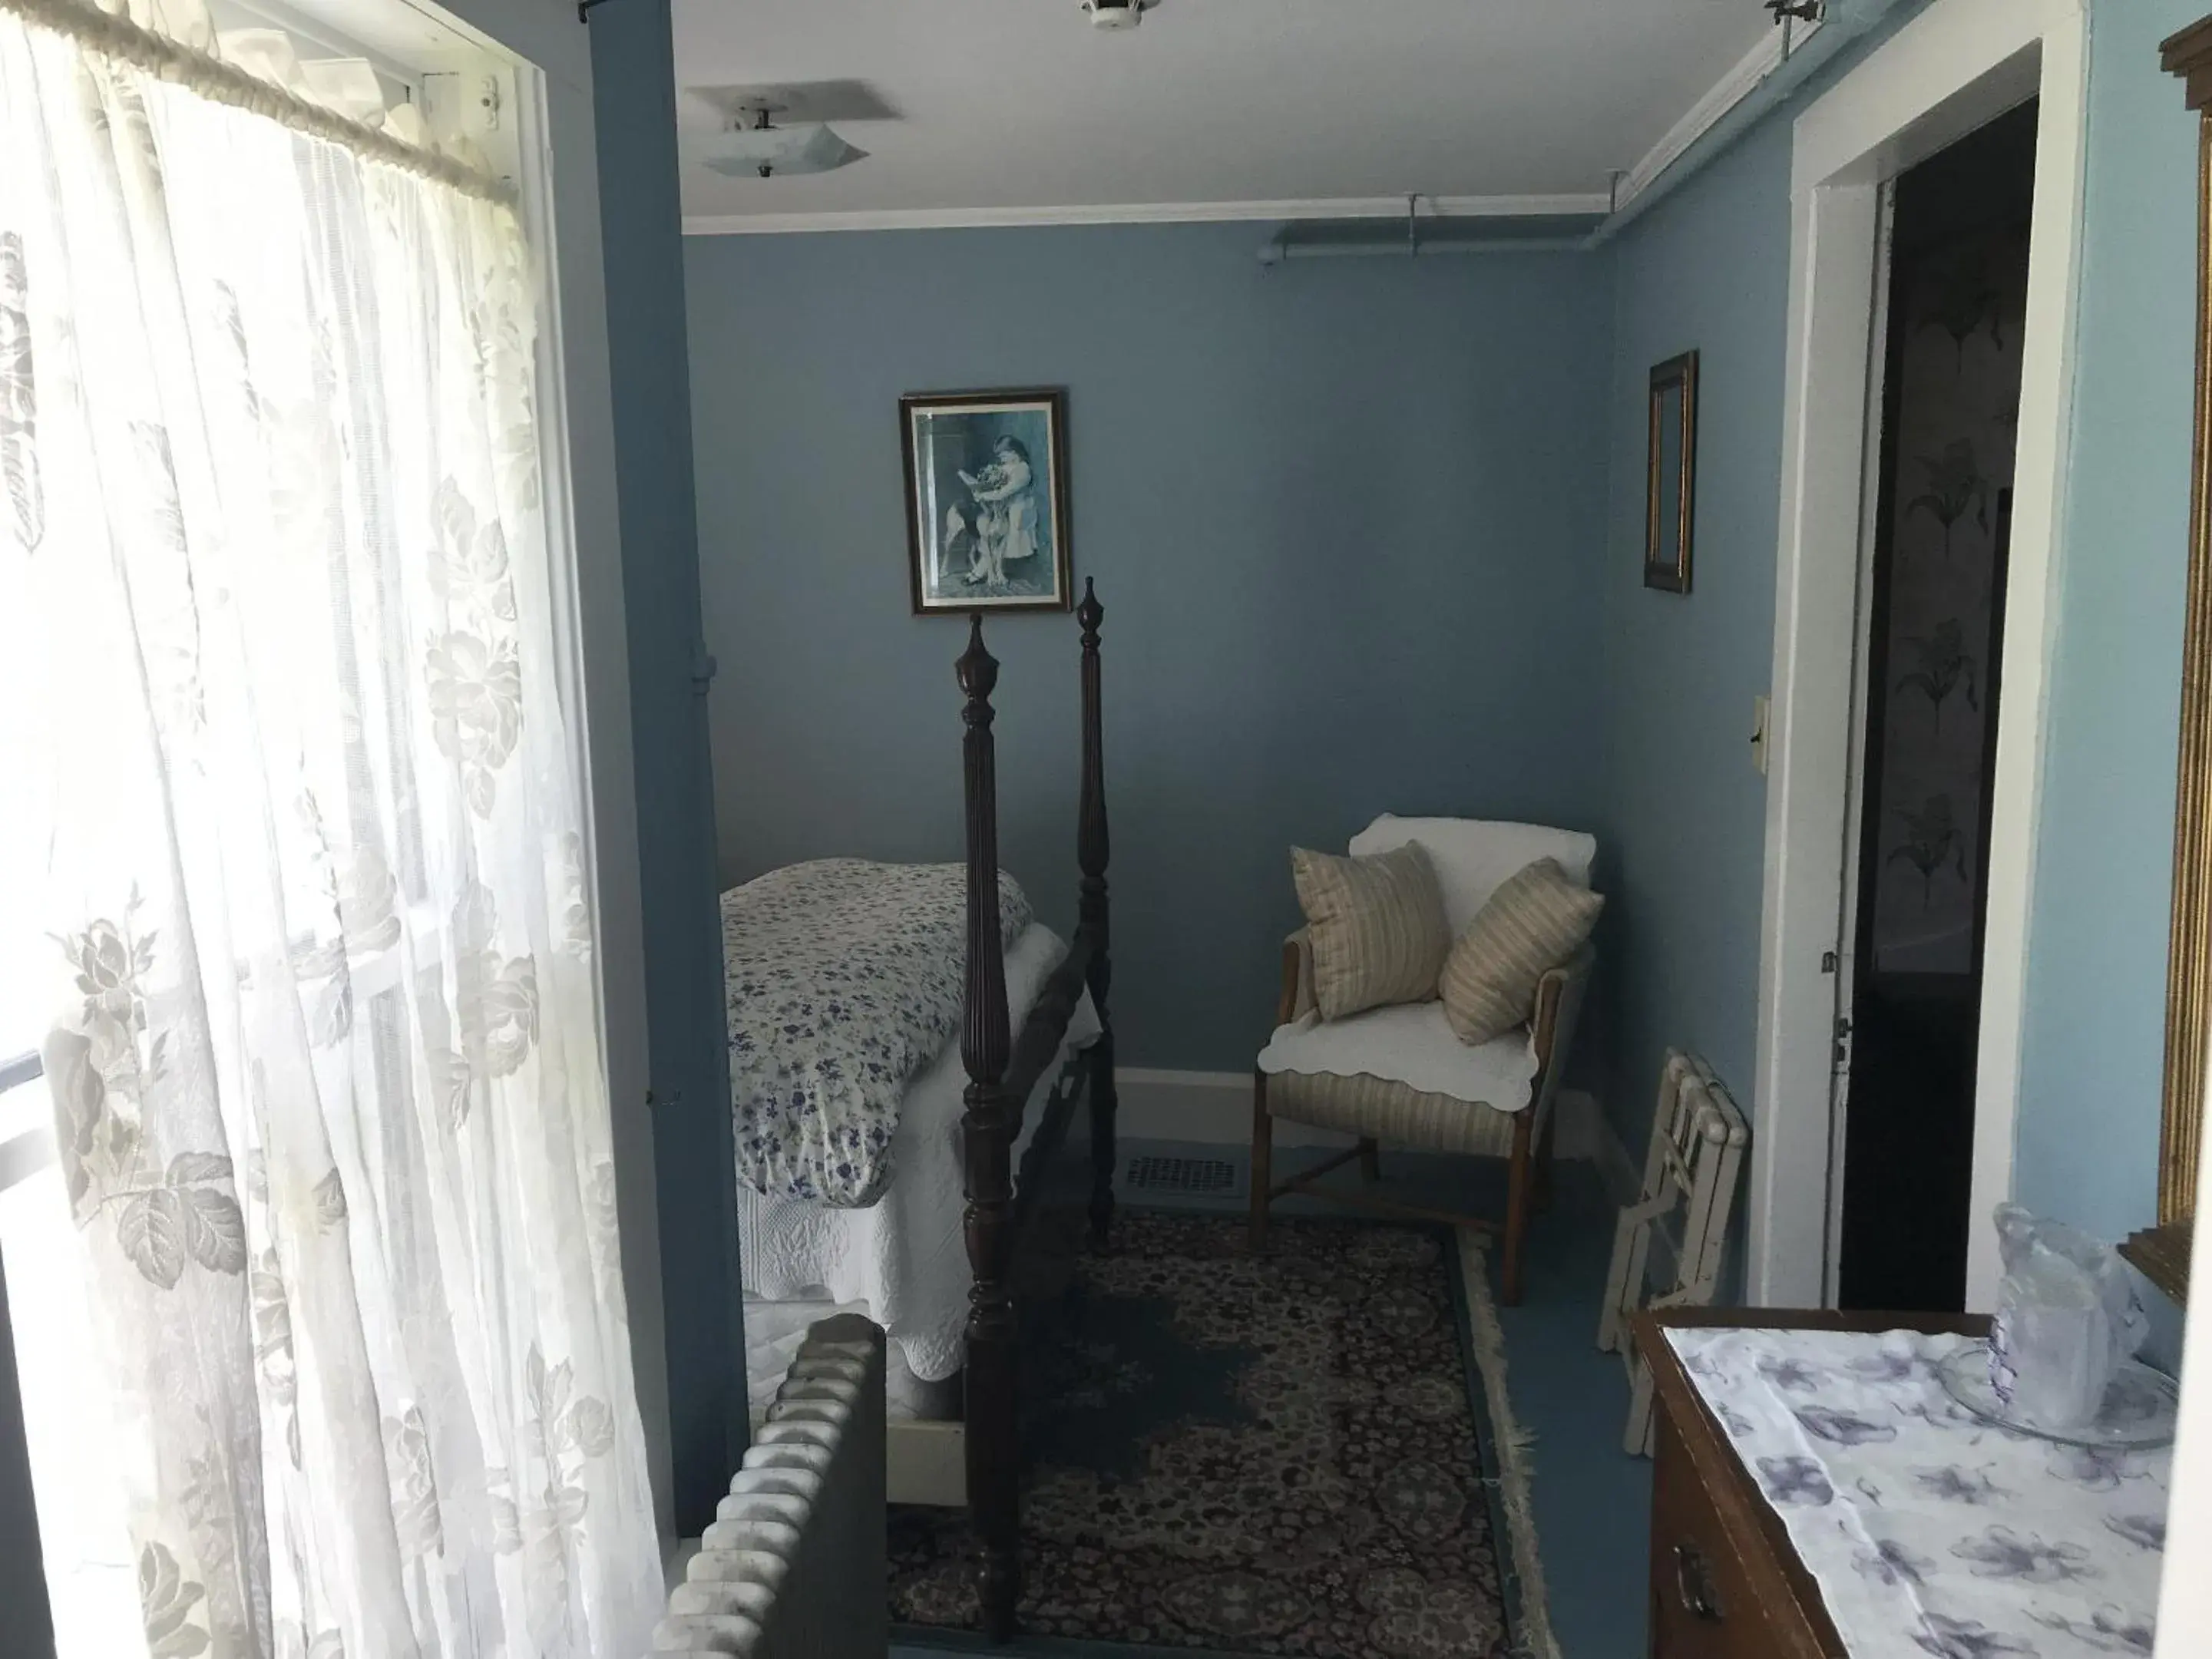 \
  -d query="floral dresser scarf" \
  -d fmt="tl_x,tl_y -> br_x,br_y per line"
722,859 -> 1032,1207
1668,1327 -> 2170,1658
